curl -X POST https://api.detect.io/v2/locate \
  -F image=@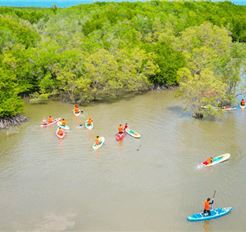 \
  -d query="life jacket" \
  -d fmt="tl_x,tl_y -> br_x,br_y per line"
207,157 -> 212,164
95,138 -> 100,145
61,120 -> 66,126
241,100 -> 245,106
74,105 -> 79,113
118,126 -> 123,133
48,117 -> 53,124
204,200 -> 210,211
58,129 -> 63,136
88,118 -> 92,125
